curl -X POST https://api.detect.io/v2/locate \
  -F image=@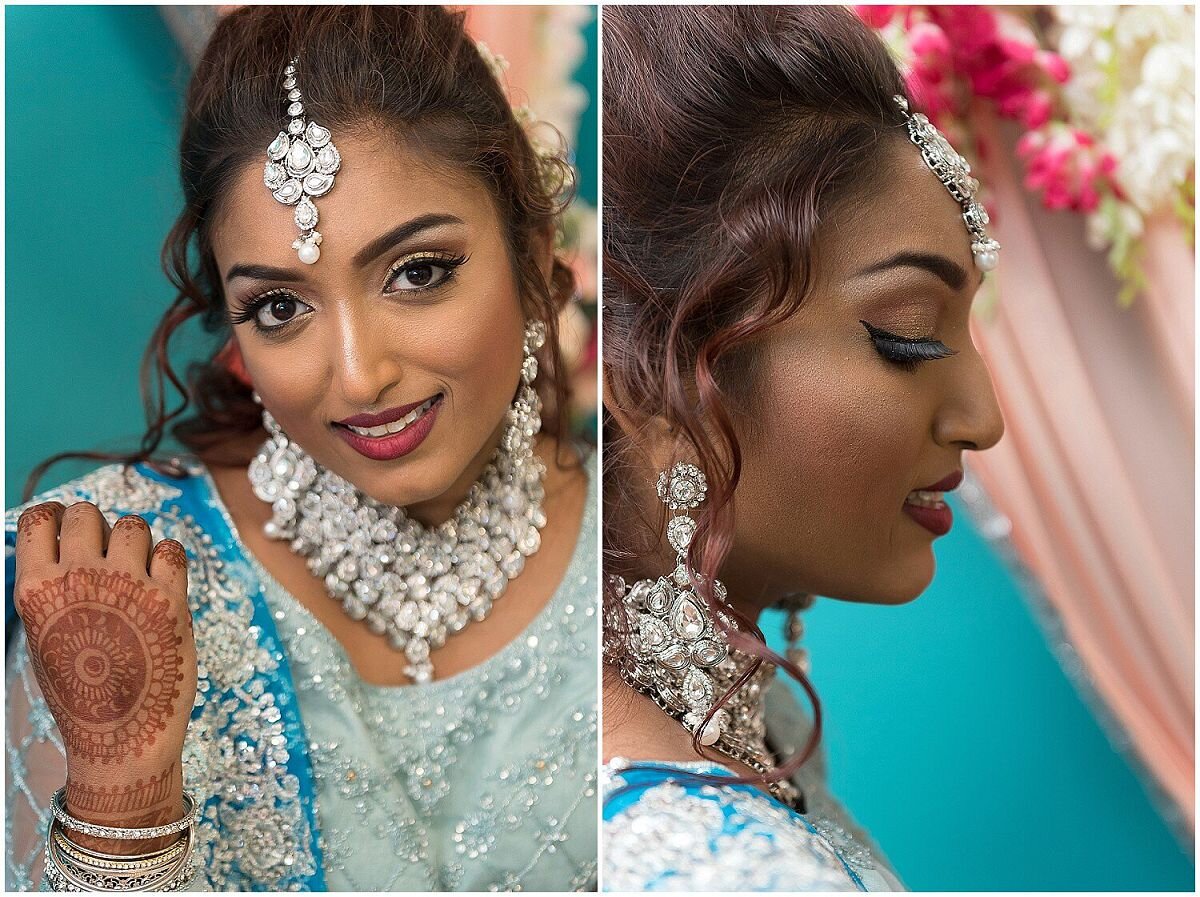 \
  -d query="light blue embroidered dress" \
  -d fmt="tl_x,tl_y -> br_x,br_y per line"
5,456 -> 598,891
602,679 -> 905,892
